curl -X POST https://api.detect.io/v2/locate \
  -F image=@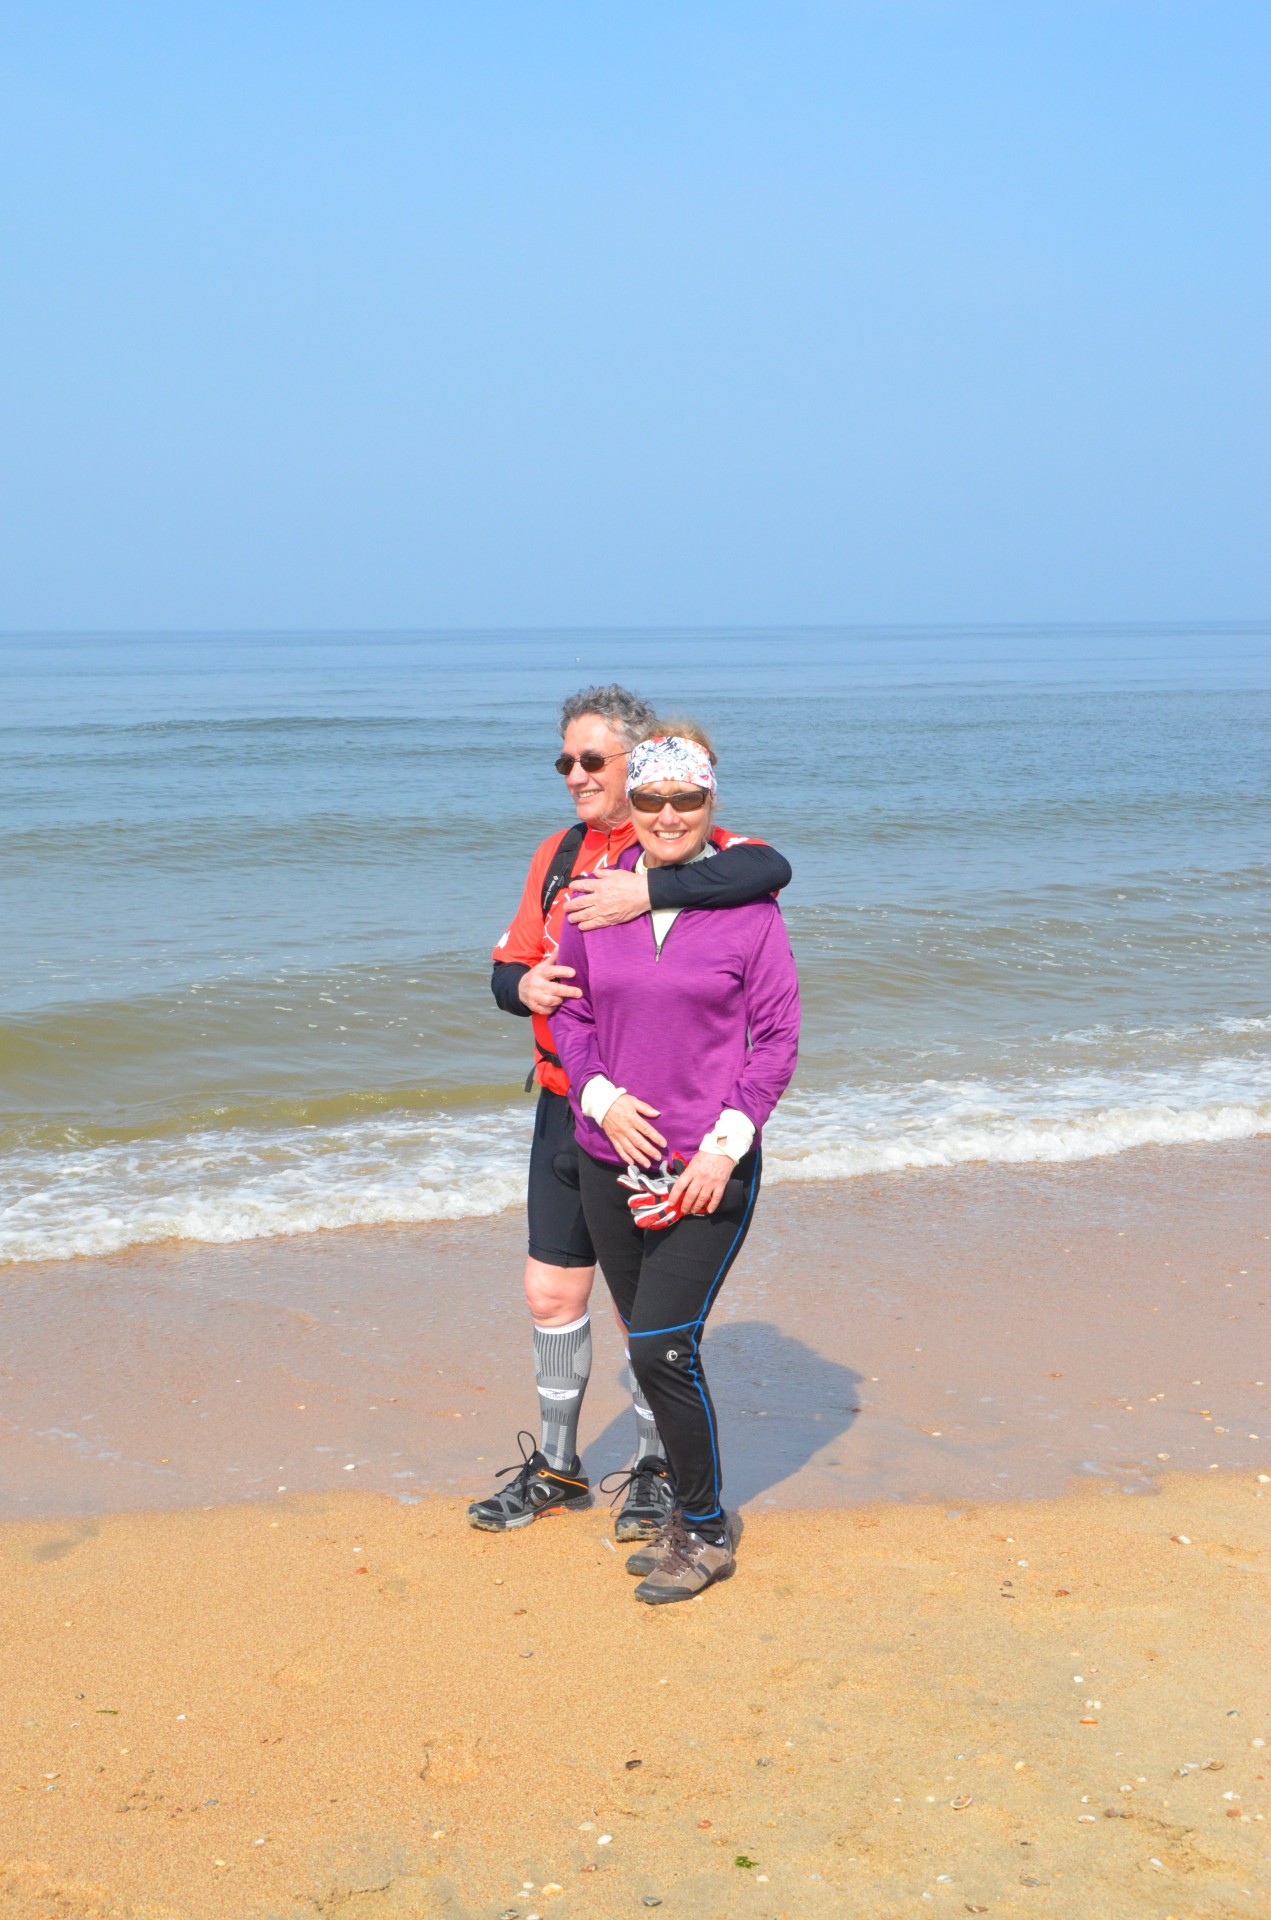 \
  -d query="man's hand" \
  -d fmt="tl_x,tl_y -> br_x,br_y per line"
601,1093 -> 667,1168
669,1150 -> 736,1216
517,959 -> 583,1016
565,869 -> 651,930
